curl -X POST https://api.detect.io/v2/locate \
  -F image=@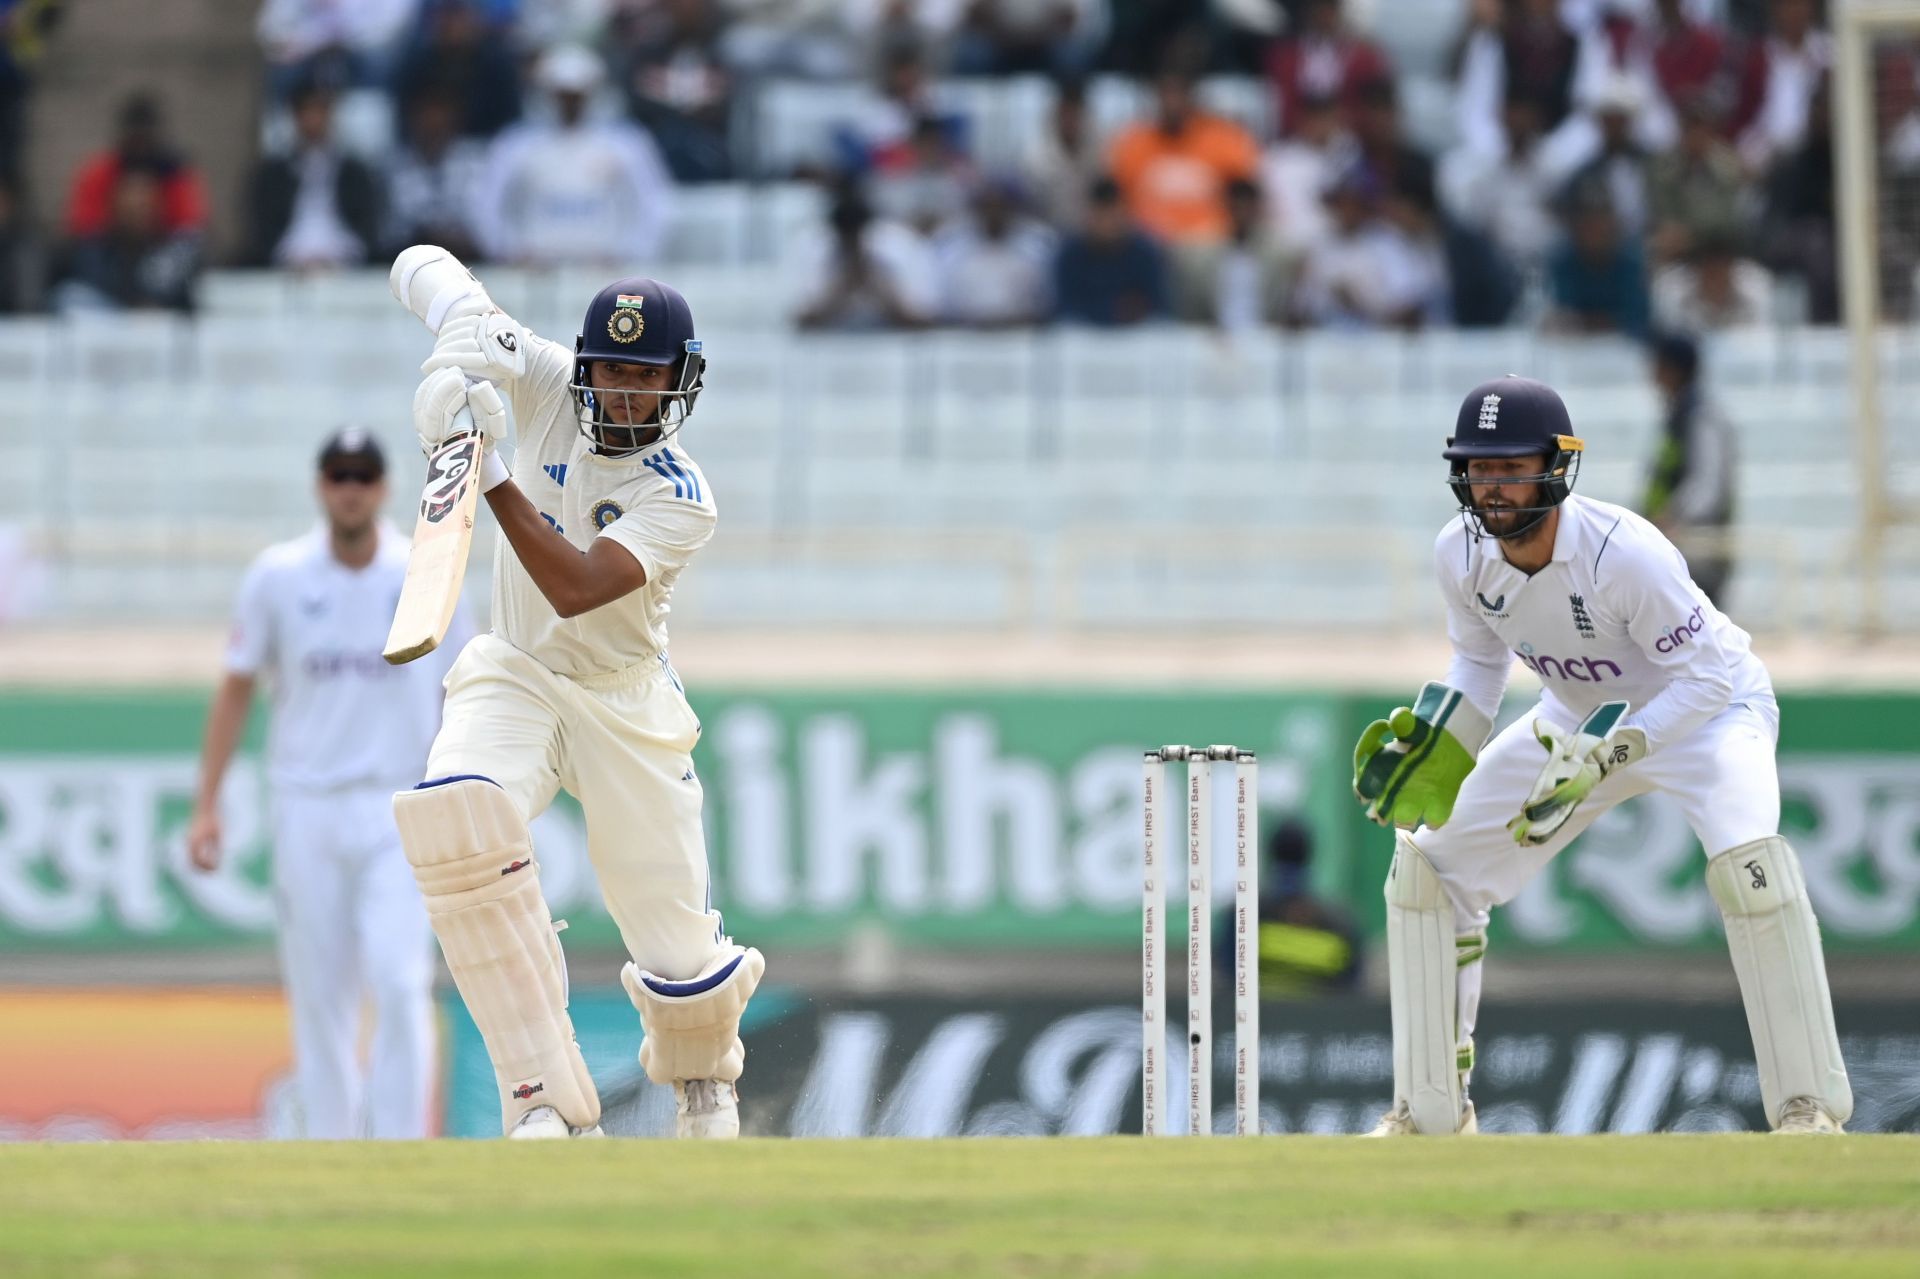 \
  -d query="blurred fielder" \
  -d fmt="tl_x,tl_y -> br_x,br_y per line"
386,244 -> 763,1140
1352,376 -> 1850,1136
189,429 -> 470,1139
